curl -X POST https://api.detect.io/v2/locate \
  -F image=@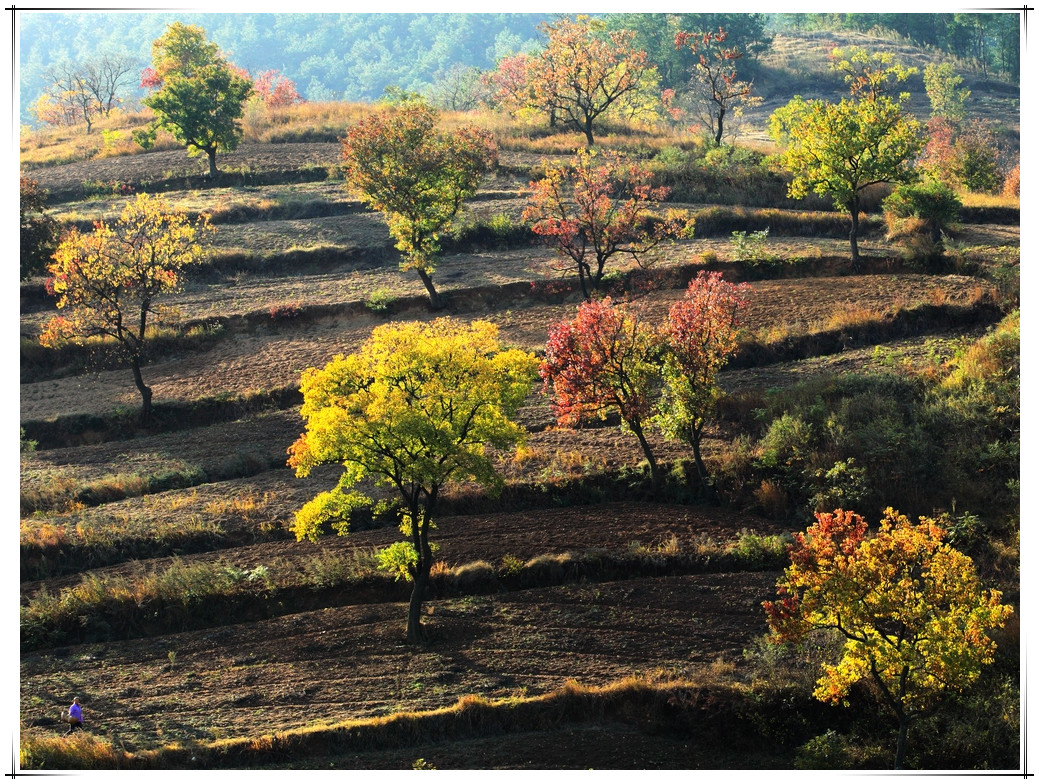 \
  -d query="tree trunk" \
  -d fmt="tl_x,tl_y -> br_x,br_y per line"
893,716 -> 909,769
406,565 -> 429,643
849,196 -> 861,271
583,118 -> 595,148
130,356 -> 153,422
415,268 -> 443,309
629,418 -> 660,487
714,106 -> 725,146
207,148 -> 218,179
690,423 -> 714,500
